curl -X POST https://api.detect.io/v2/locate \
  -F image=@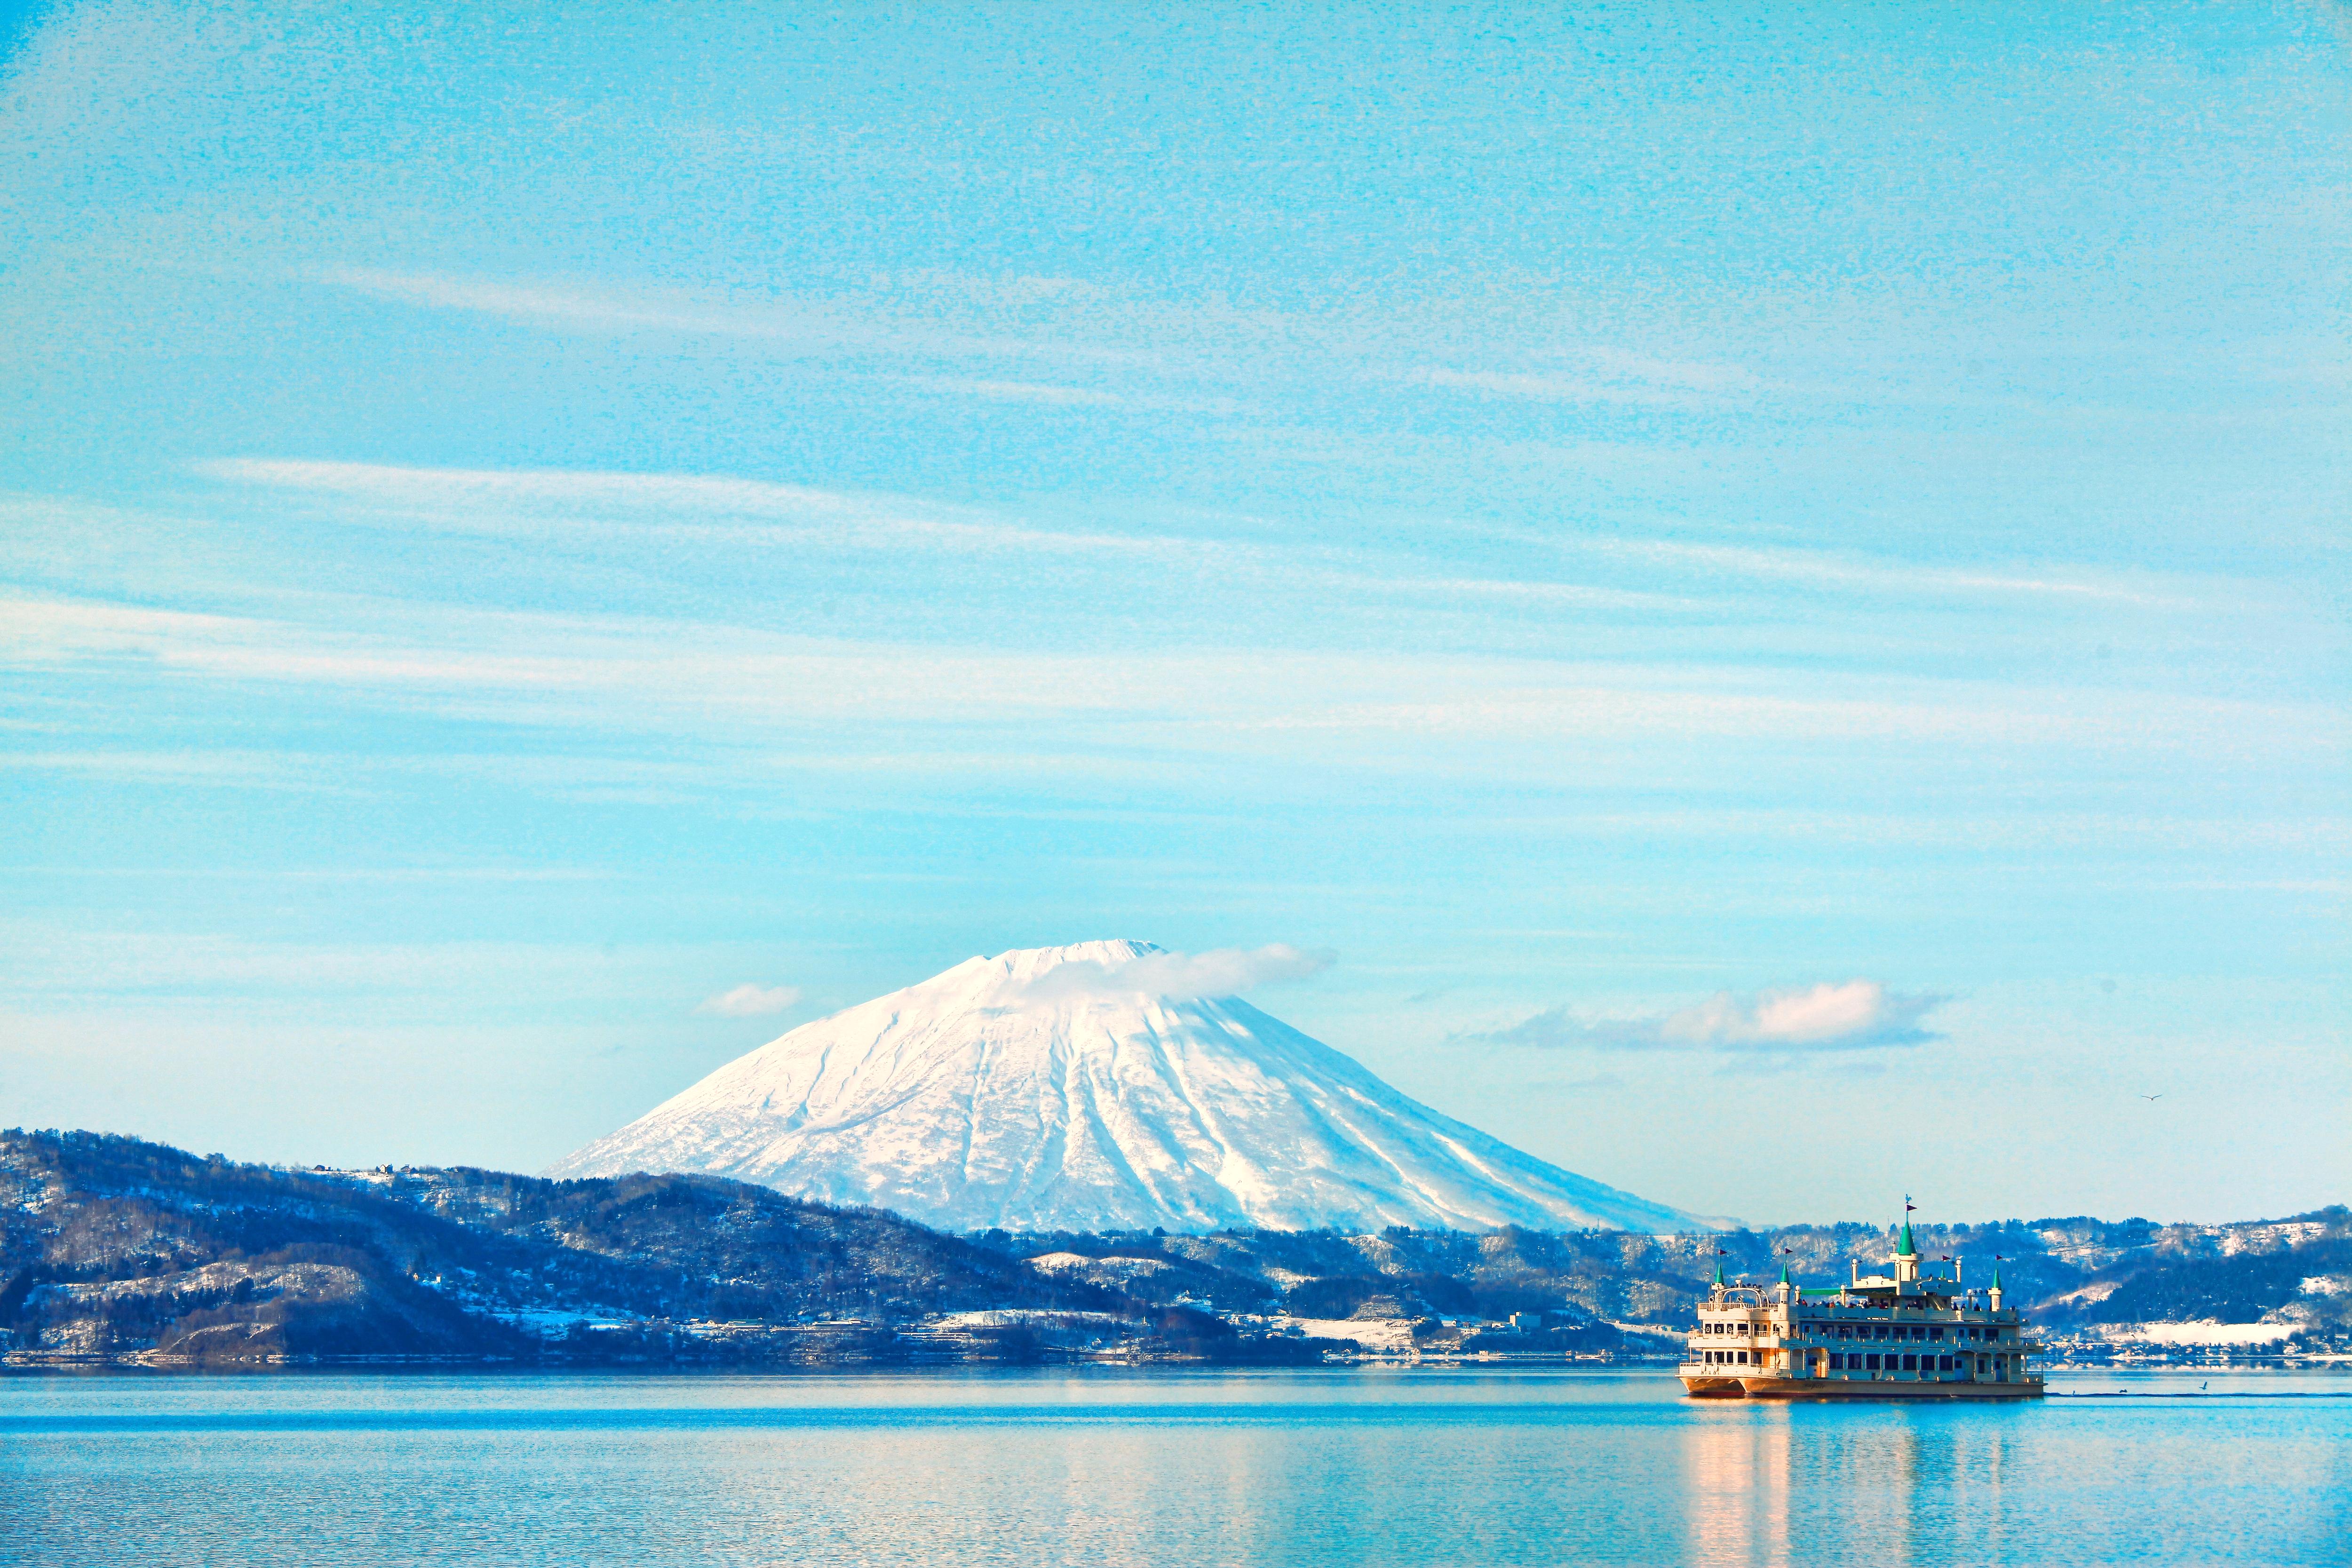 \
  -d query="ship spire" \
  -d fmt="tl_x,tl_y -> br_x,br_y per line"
1892,1196 -> 1921,1289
